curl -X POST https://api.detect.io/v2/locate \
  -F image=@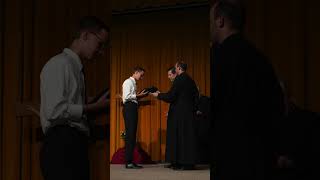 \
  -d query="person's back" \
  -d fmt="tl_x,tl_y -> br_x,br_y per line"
213,33 -> 285,180
173,73 -> 198,108
210,1 -> 285,179
214,34 -> 284,123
